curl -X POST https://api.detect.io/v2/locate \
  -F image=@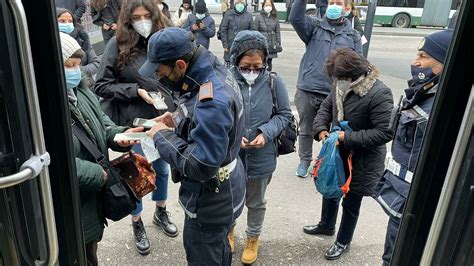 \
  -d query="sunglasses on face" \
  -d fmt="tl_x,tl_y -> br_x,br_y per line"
239,66 -> 265,74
